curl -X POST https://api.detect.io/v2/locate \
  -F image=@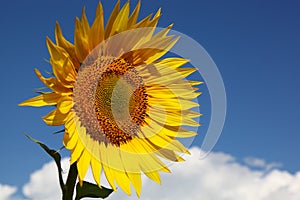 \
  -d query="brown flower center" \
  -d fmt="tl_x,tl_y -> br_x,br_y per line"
73,57 -> 148,146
